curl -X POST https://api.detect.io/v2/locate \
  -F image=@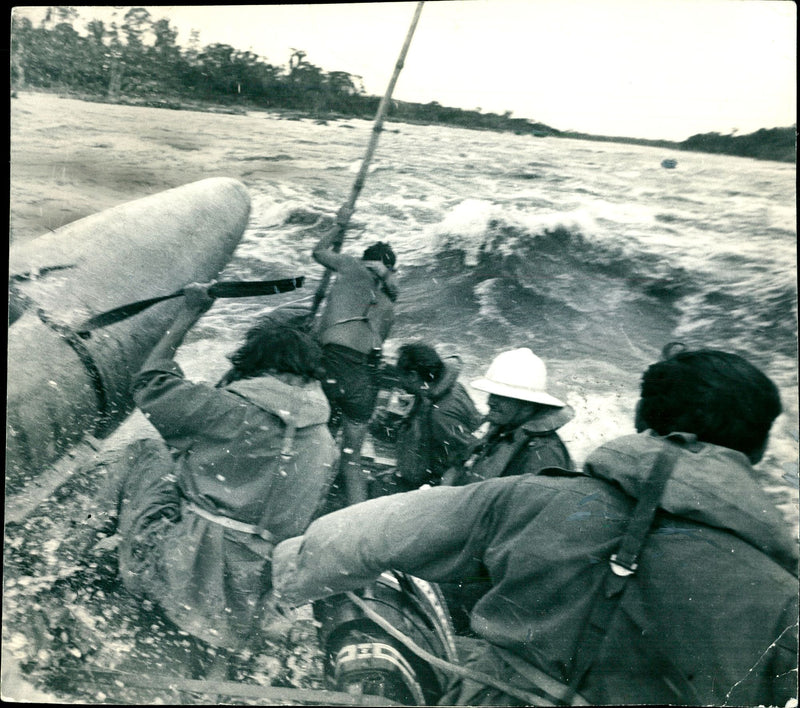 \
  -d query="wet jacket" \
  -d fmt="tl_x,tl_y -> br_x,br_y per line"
315,255 -> 397,354
395,360 -> 483,486
455,405 -> 575,484
129,359 -> 337,649
273,431 -> 798,706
